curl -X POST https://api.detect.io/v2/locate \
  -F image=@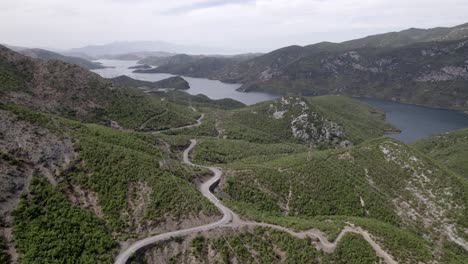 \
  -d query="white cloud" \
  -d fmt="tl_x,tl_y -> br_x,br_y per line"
1,0 -> 468,52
